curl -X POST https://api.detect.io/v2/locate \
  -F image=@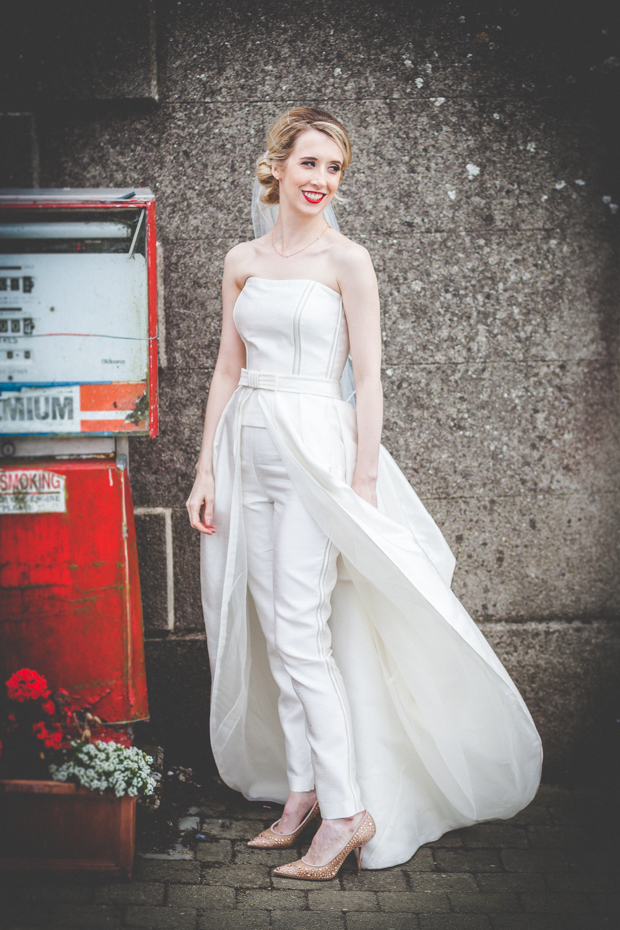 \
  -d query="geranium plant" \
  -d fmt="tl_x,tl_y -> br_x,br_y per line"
0,668 -> 66,778
0,669 -> 155,796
